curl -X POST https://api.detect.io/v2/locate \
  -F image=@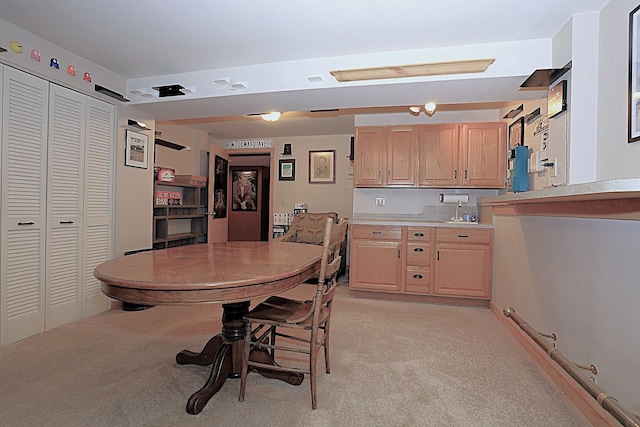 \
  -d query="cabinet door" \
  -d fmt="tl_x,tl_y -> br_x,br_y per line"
434,243 -> 491,299
461,122 -> 506,188
354,127 -> 386,187
350,238 -> 402,292
386,126 -> 416,186
1,66 -> 49,345
417,124 -> 460,187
